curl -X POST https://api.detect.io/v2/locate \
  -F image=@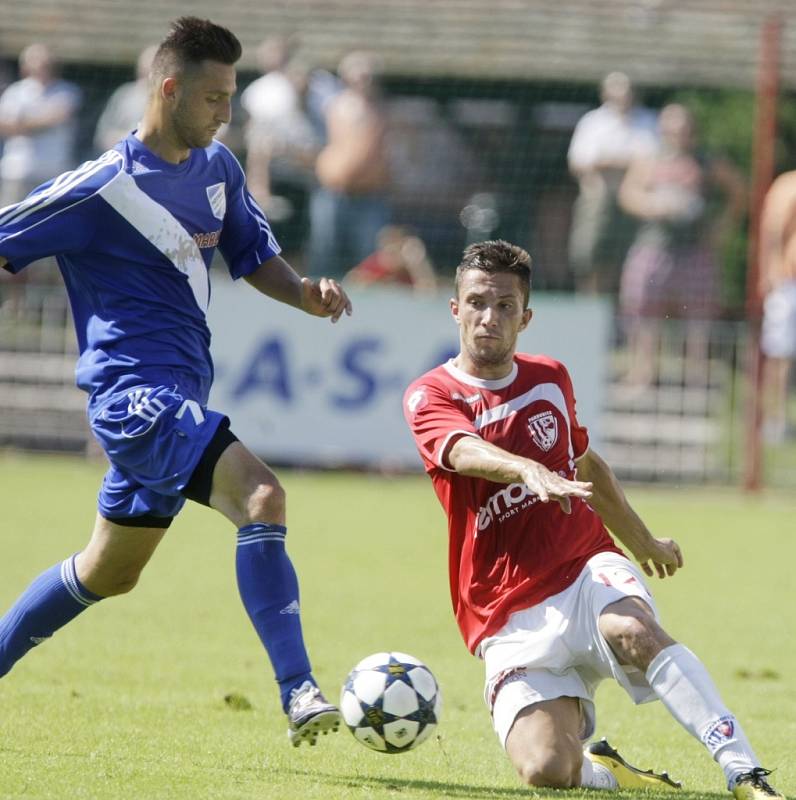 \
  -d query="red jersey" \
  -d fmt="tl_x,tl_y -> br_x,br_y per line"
403,354 -> 622,653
